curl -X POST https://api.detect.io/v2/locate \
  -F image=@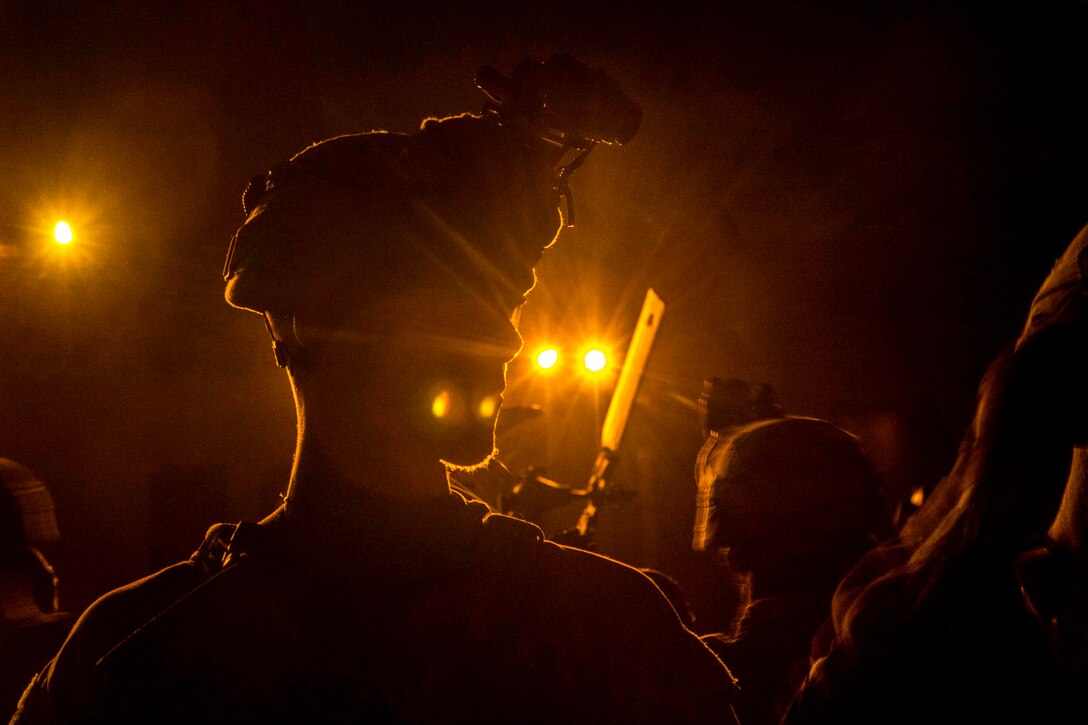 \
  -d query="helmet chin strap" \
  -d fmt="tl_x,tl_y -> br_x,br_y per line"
264,310 -> 301,368
554,143 -> 595,228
